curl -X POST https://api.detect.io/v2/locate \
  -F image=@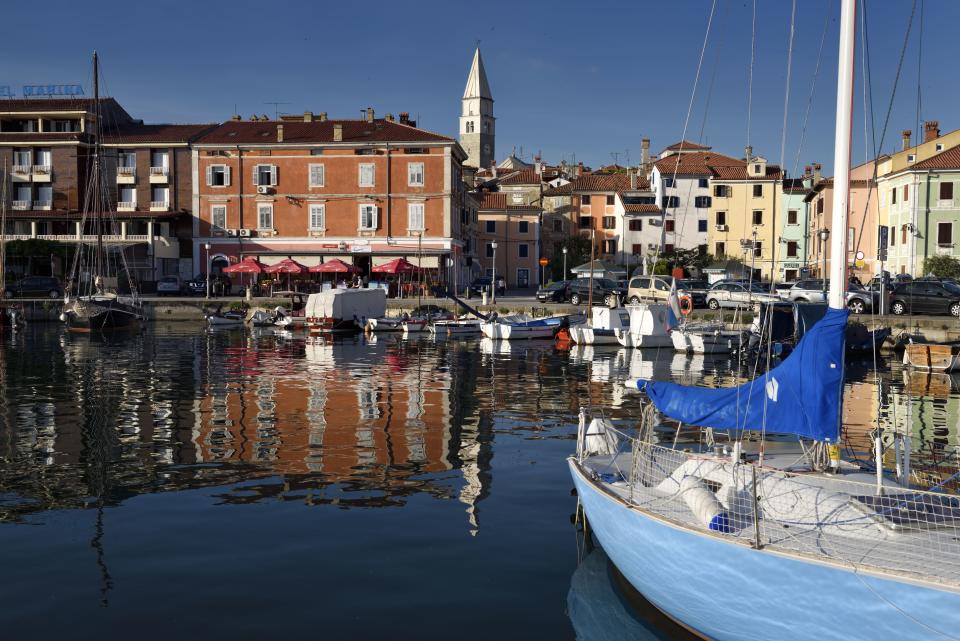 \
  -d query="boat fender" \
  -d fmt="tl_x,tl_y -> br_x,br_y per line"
59,313 -> 67,322
679,475 -> 733,533
679,294 -> 694,316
